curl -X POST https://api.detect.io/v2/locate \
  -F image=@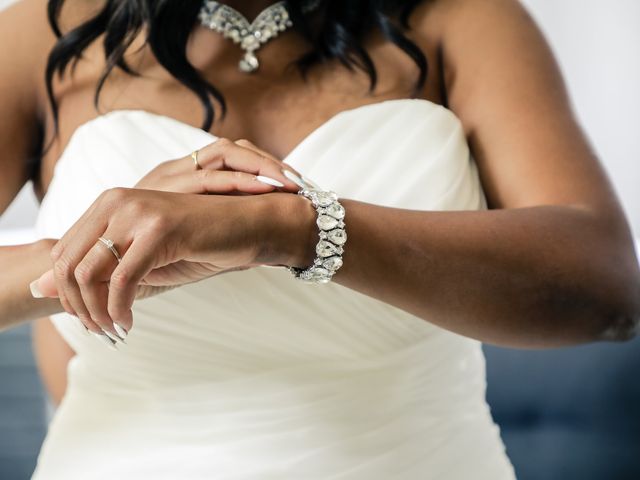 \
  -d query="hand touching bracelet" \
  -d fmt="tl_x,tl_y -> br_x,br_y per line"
288,188 -> 347,284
